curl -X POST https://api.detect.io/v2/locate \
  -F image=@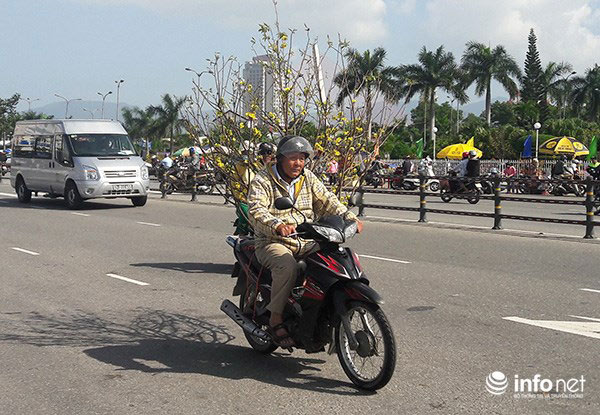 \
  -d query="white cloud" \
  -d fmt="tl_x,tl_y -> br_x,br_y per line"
422,0 -> 600,72
73,0 -> 388,45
